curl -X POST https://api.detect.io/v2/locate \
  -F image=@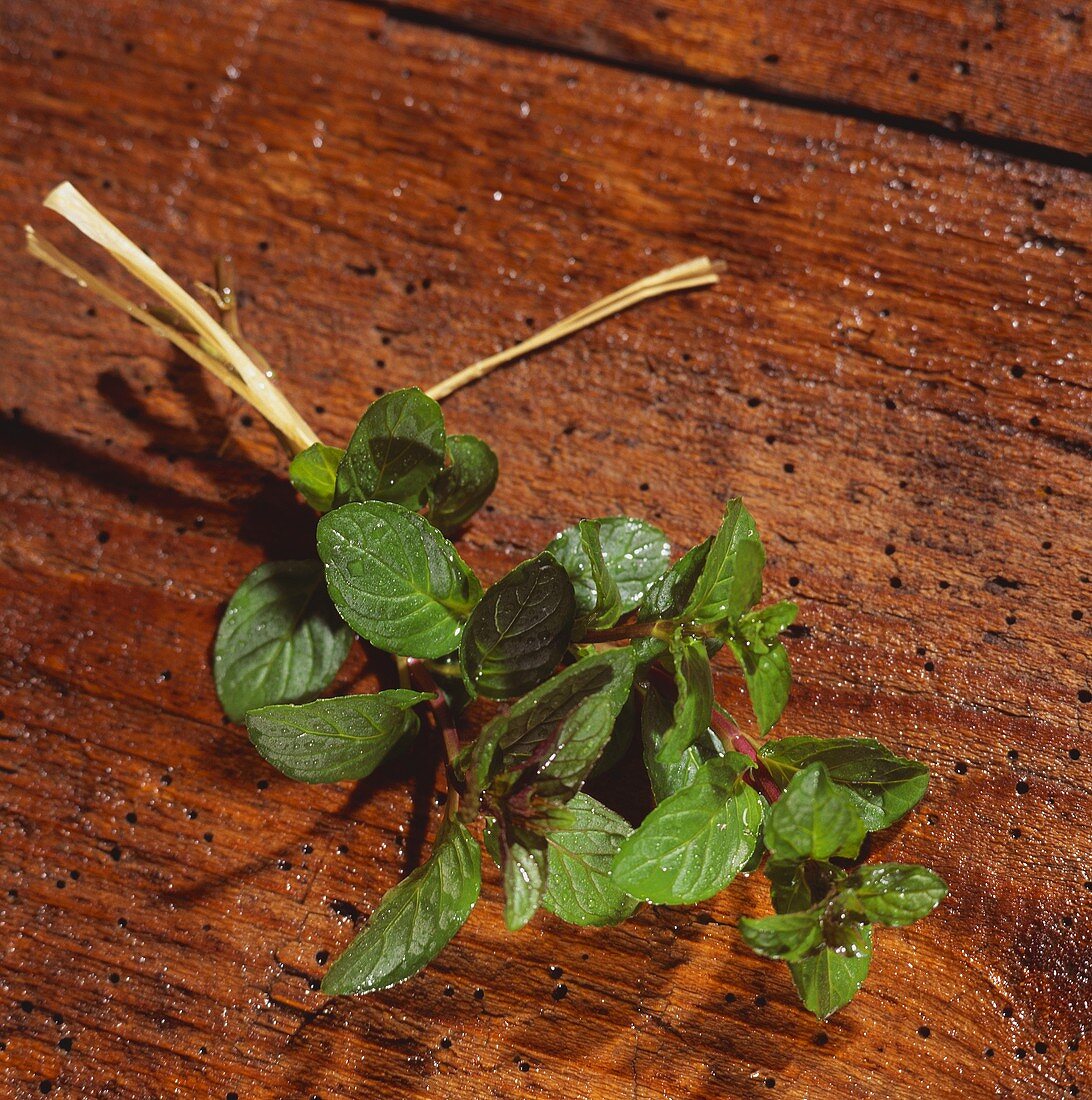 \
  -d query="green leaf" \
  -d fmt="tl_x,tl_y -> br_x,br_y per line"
764,763 -> 866,864
745,600 -> 798,639
213,560 -> 353,723
317,501 -> 481,659
321,815 -> 481,995
289,443 -> 345,513
844,864 -> 947,926
543,793 -> 638,926
655,633 -> 714,763
820,900 -> 871,956
502,828 -> 547,931
575,520 -> 623,629
767,858 -> 846,914
427,434 -> 499,532
726,634 -> 791,734
739,910 -> 824,961
641,686 -> 704,803
460,553 -> 576,699
759,737 -> 930,831
245,689 -> 431,783
499,647 -> 636,798
589,691 -> 638,778
683,498 -> 765,623
637,536 -> 713,623
548,516 -> 671,616
789,930 -> 872,1019
334,387 -> 445,508
612,753 -> 763,904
